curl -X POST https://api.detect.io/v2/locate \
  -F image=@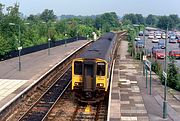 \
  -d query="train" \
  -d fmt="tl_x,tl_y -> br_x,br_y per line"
72,32 -> 120,103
